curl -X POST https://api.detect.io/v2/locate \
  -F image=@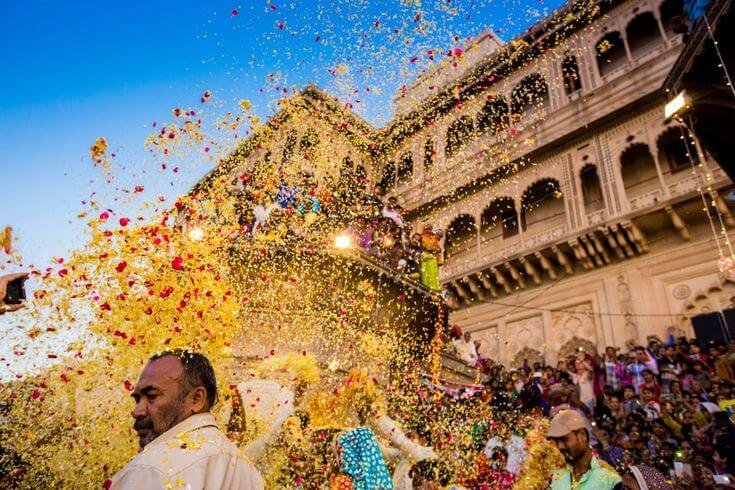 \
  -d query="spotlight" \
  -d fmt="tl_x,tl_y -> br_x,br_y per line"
188,227 -> 204,241
664,90 -> 692,120
335,233 -> 351,249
